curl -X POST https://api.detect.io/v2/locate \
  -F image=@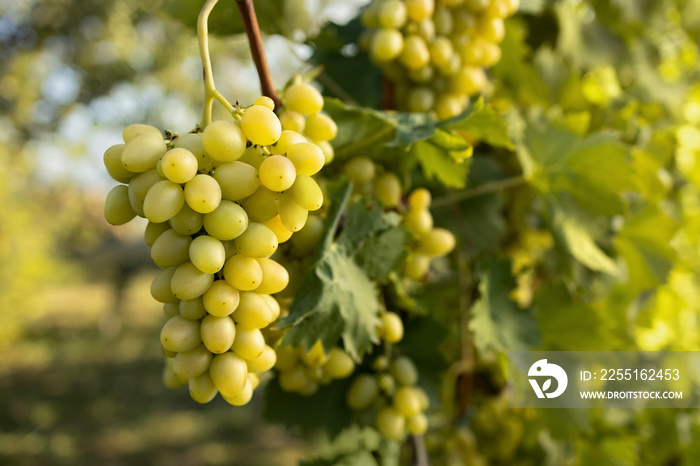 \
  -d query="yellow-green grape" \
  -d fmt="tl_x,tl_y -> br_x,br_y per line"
282,83 -> 324,115
104,185 -> 136,225
189,235 -> 226,274
224,255 -> 263,291
122,123 -> 162,143
145,221 -> 171,246
291,214 -> 325,255
222,378 -> 254,406
279,191 -> 309,232
259,155 -> 297,192
175,133 -> 212,171
202,200 -> 249,241
200,315 -> 236,354
438,53 -> 463,78
415,387 -> 430,410
459,39 -> 485,66
275,345 -> 298,371
477,16 -> 505,43
171,261 -> 215,300
416,227 -> 456,256
376,407 -> 407,441
406,0 -> 434,22
184,174 -> 222,214
253,95 -> 275,110
163,359 -> 187,389
261,294 -> 281,321
143,180 -> 185,223
505,0 -> 520,15
241,104 -> 282,146
160,148 -> 198,184
433,6 -> 453,35
232,292 -> 273,329
150,266 -> 178,303
407,412 -> 428,435
394,386 -> 422,417
164,303 -> 181,321
480,41 -> 502,67
278,110 -> 306,133
231,327 -> 266,360
301,341 -> 328,368
128,169 -> 162,216
213,161 -> 260,201
378,312 -> 404,343
405,208 -> 433,236
172,344 -> 212,380
407,188 -> 431,210
370,28 -> 404,62
400,35 -> 430,70
121,132 -> 167,173
435,93 -> 466,120
416,18 -> 436,42
316,140 -> 335,164
202,280 -> 240,317
246,345 -> 277,373
270,130 -> 306,156
373,355 -> 390,372
344,156 -> 375,183
407,87 -> 435,113
151,229 -> 192,268
256,258 -> 289,295
429,36 -> 454,67
391,356 -> 419,386
241,186 -> 280,223
452,66 -> 487,96
347,374 -> 380,410
235,222 -> 279,258
378,373 -> 396,395
160,315 -> 201,352
323,348 -> 355,379
169,204 -> 203,236
104,144 -> 134,183
237,146 -> 266,169
248,373 -> 261,389
262,215 -> 293,243
304,113 -> 337,142
372,172 -> 402,208
180,298 -> 207,320
287,142 -> 325,176
202,120 -> 247,162
189,372 -> 218,403
404,253 -> 431,280
287,175 -> 323,212
378,0 -> 407,28
278,365 -> 305,392
209,352 -> 248,397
